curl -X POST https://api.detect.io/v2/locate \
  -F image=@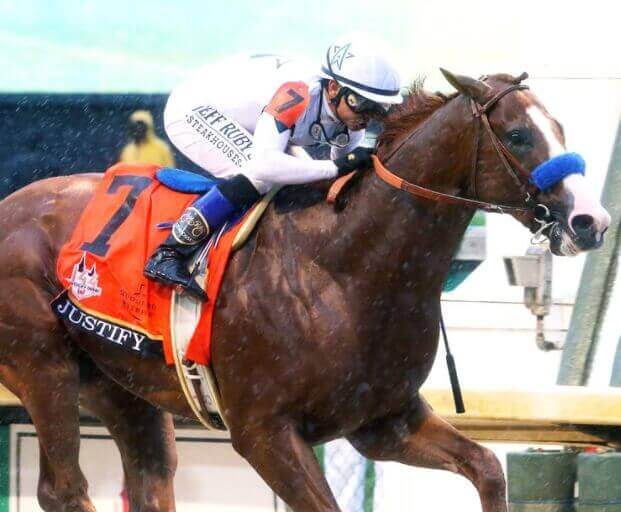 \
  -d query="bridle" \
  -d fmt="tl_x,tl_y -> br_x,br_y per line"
373,76 -> 542,214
